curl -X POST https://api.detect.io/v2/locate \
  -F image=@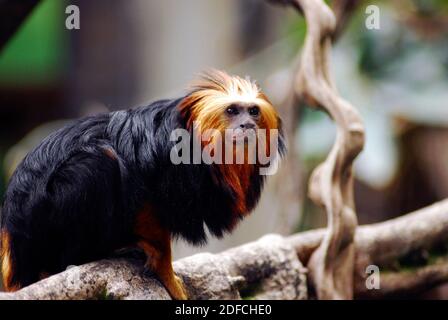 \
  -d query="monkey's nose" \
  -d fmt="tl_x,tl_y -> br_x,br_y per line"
240,122 -> 256,129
